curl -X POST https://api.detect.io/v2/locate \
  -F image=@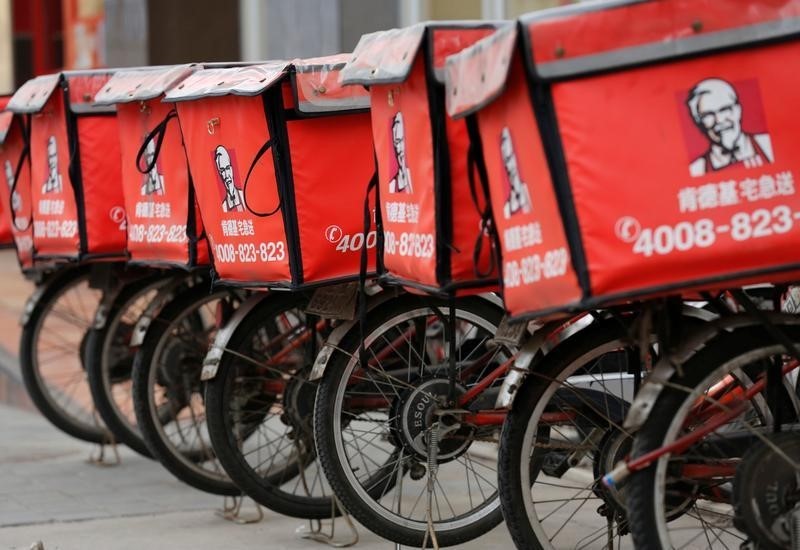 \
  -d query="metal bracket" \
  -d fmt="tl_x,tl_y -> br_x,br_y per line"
491,315 -> 528,347
305,282 -> 359,321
